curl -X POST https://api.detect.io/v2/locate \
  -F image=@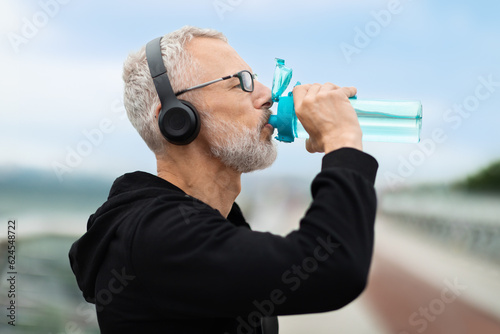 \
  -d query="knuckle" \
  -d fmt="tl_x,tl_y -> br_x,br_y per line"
311,83 -> 322,91
293,85 -> 305,93
325,82 -> 338,89
330,89 -> 346,98
316,91 -> 329,100
318,89 -> 341,100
